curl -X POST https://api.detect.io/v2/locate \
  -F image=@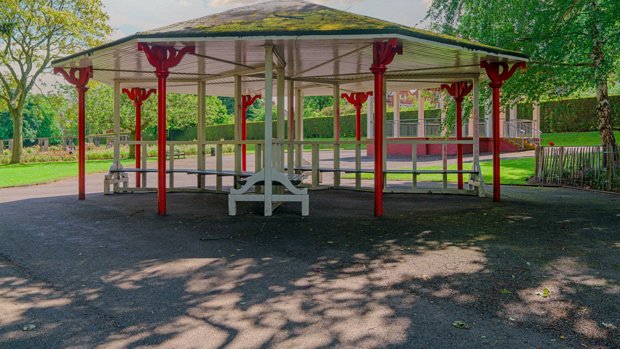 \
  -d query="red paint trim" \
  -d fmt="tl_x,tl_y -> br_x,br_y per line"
370,39 -> 402,217
241,95 -> 261,171
53,67 -> 92,201
122,88 -> 156,188
342,92 -> 372,141
138,44 -> 195,216
480,61 -> 526,202
441,82 -> 473,190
